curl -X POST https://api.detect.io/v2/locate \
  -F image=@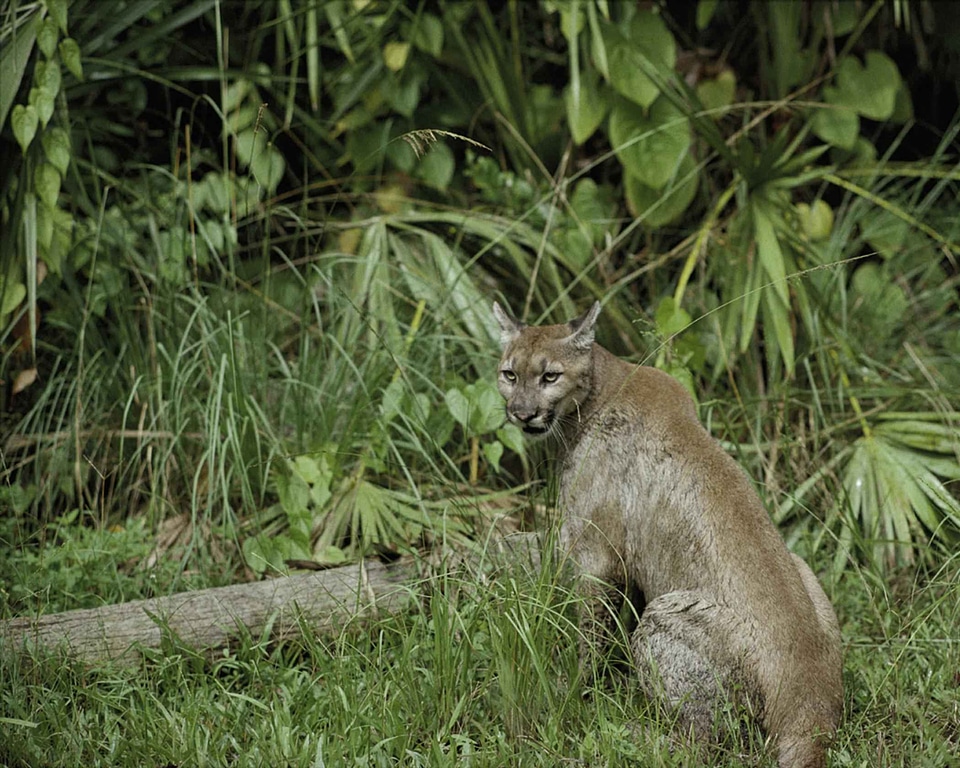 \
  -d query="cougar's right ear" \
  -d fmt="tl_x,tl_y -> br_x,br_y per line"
493,302 -> 524,348
566,301 -> 601,351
